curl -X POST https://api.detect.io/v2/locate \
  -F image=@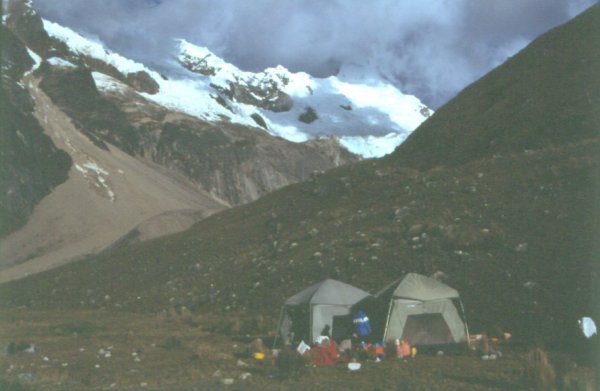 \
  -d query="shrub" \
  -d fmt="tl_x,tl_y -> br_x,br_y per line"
0,379 -> 36,391
206,318 -> 235,335
6,341 -> 32,355
275,347 -> 307,379
522,347 -> 556,391
160,336 -> 183,349
53,321 -> 95,335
